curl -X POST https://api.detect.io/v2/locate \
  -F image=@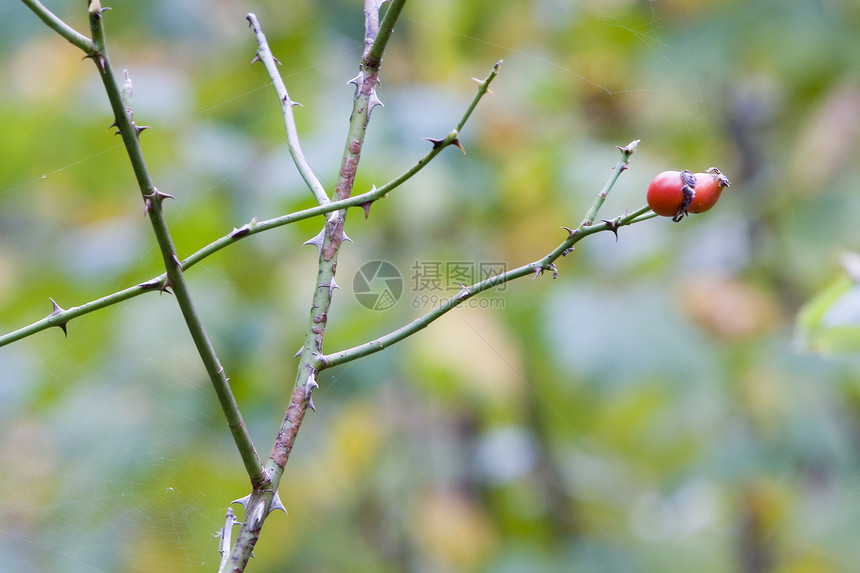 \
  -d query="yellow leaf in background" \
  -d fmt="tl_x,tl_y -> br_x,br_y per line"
788,82 -> 860,194
407,308 -> 524,405
677,275 -> 781,340
414,487 -> 498,570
